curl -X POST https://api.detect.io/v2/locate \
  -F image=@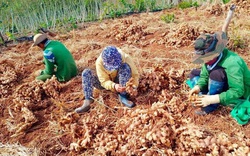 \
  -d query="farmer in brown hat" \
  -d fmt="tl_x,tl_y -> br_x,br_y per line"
32,33 -> 77,82
189,5 -> 250,115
